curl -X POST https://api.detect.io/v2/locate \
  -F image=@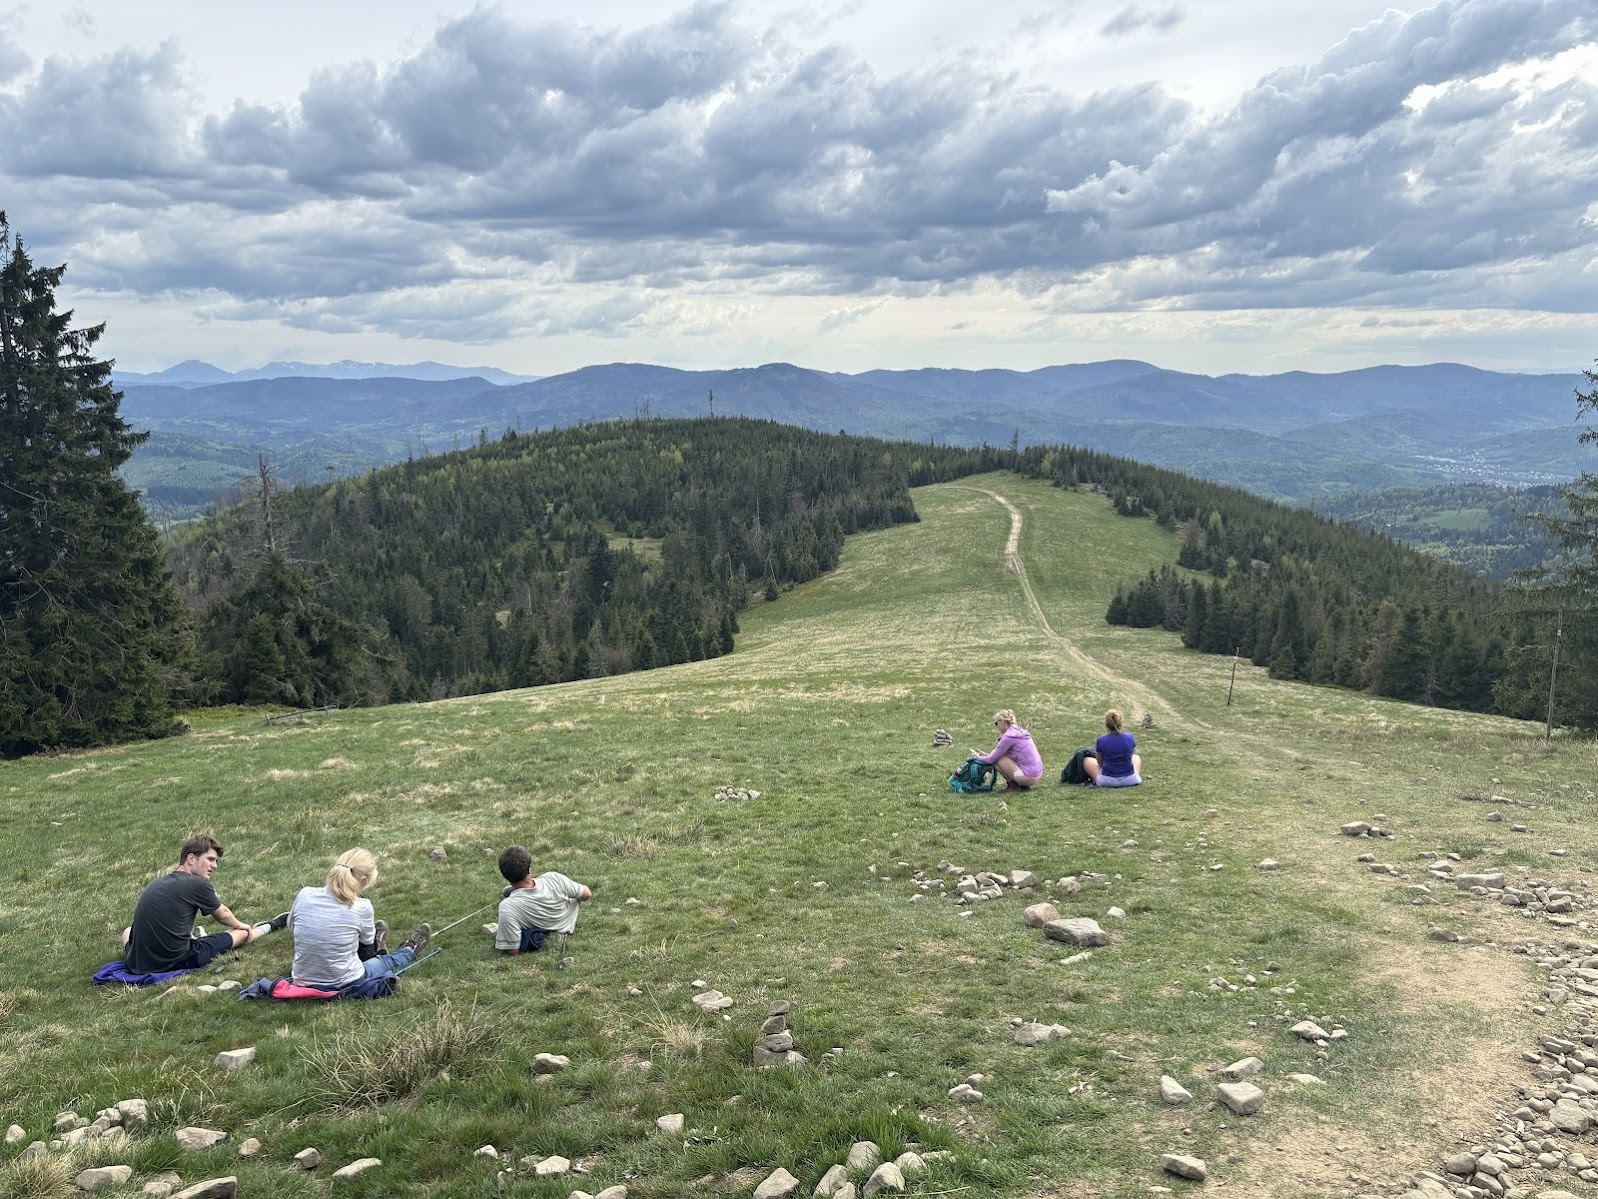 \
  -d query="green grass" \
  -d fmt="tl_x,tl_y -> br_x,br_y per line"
2,472 -> 1593,1198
